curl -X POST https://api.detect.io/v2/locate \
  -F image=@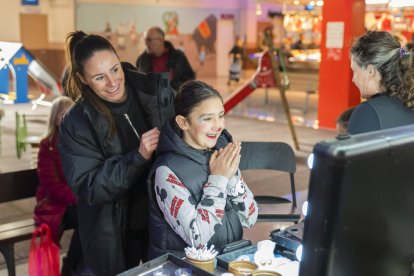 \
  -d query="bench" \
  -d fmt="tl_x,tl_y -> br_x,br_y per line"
0,169 -> 38,276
